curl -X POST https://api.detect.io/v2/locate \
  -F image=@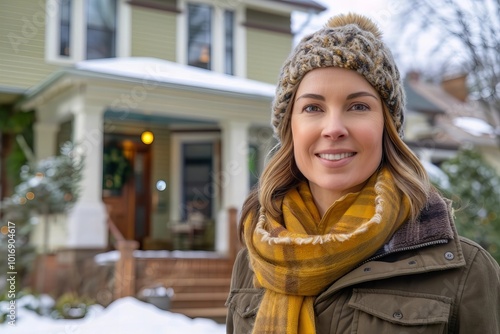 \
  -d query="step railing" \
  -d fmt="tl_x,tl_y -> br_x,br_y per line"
106,208 -> 139,299
107,206 -> 240,301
